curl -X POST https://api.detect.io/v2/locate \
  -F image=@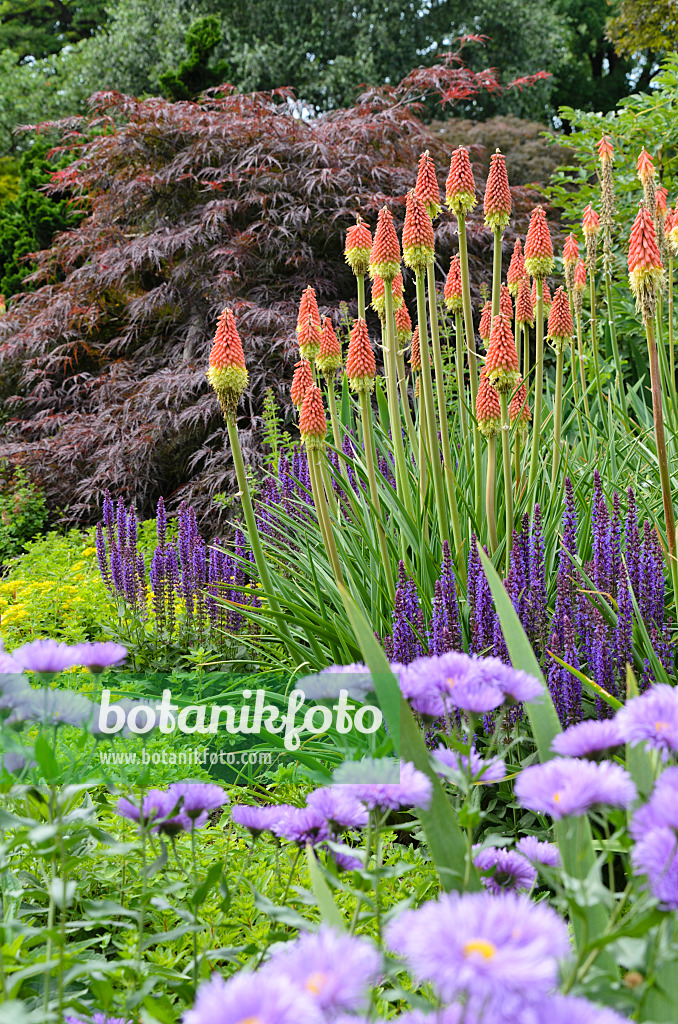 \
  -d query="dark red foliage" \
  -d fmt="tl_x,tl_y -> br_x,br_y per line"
0,45 -> 546,526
